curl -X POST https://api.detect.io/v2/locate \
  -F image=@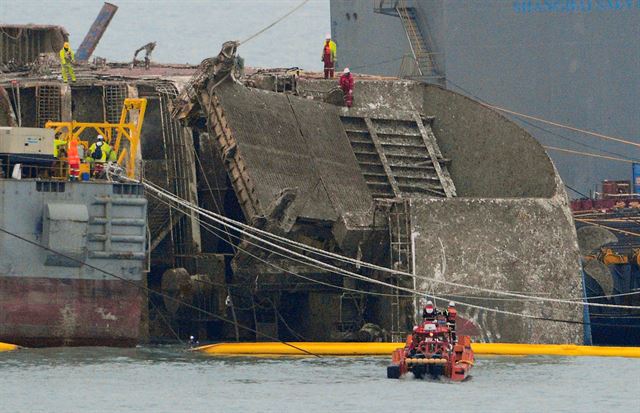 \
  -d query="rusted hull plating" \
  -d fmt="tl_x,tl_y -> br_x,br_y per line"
0,276 -> 141,347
